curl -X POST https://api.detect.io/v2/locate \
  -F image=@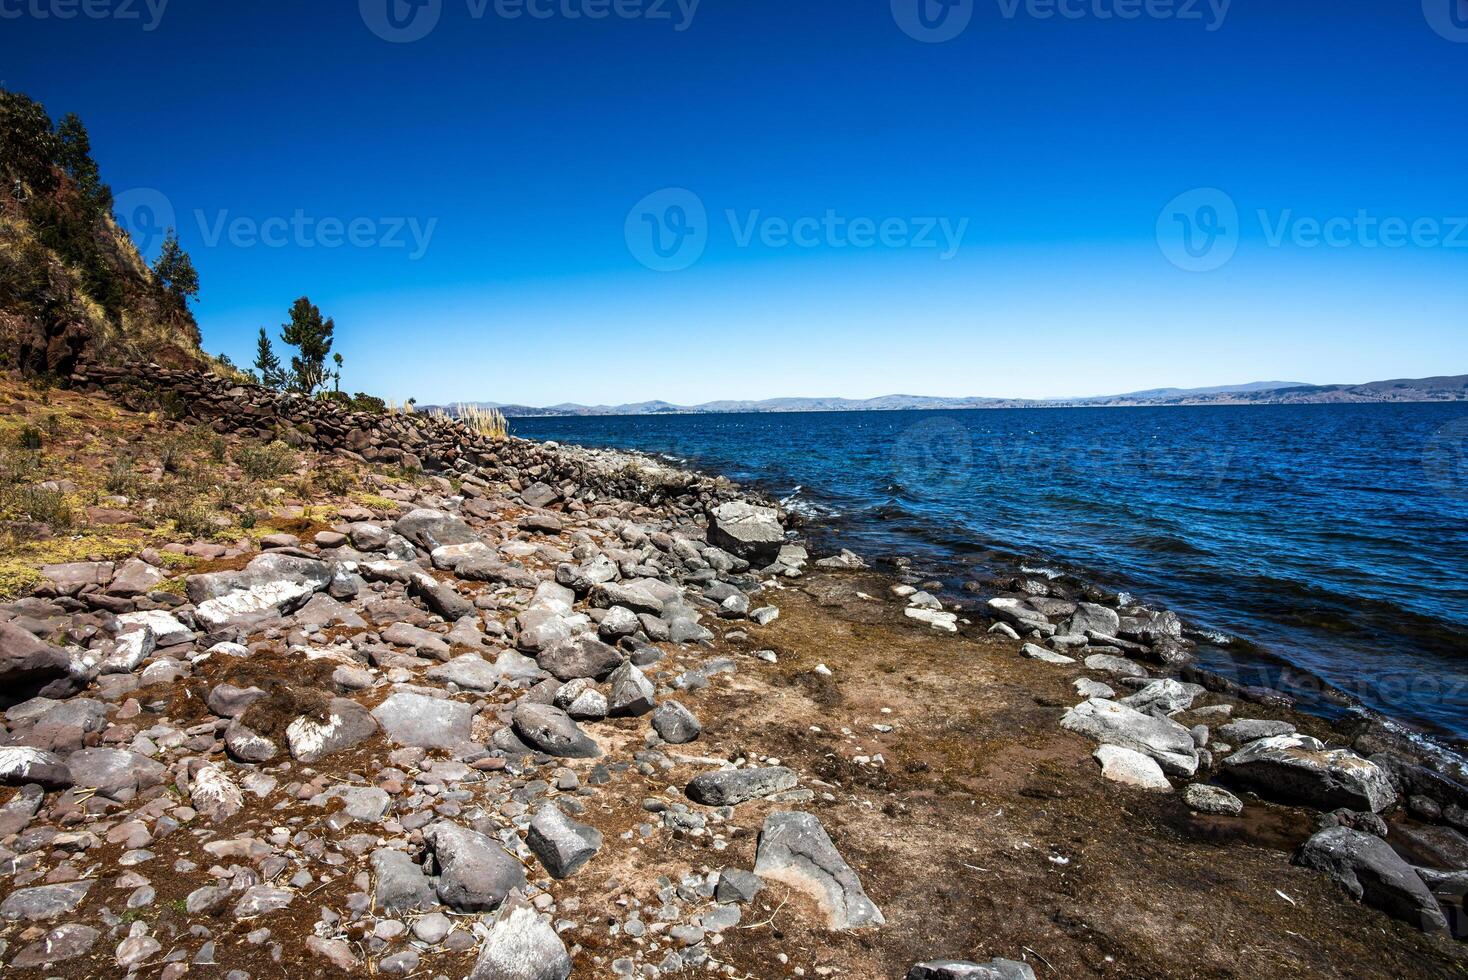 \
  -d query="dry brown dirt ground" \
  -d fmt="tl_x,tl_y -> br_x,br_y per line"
617,569 -> 1468,980
8,571 -> 1468,979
